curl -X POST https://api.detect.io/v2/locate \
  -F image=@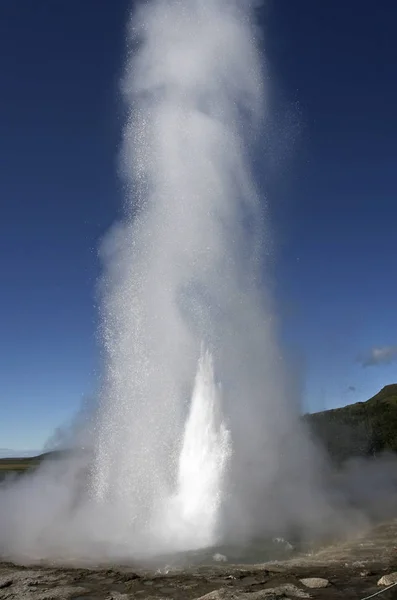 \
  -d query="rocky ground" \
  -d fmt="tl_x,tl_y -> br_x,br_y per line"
2,520 -> 397,600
